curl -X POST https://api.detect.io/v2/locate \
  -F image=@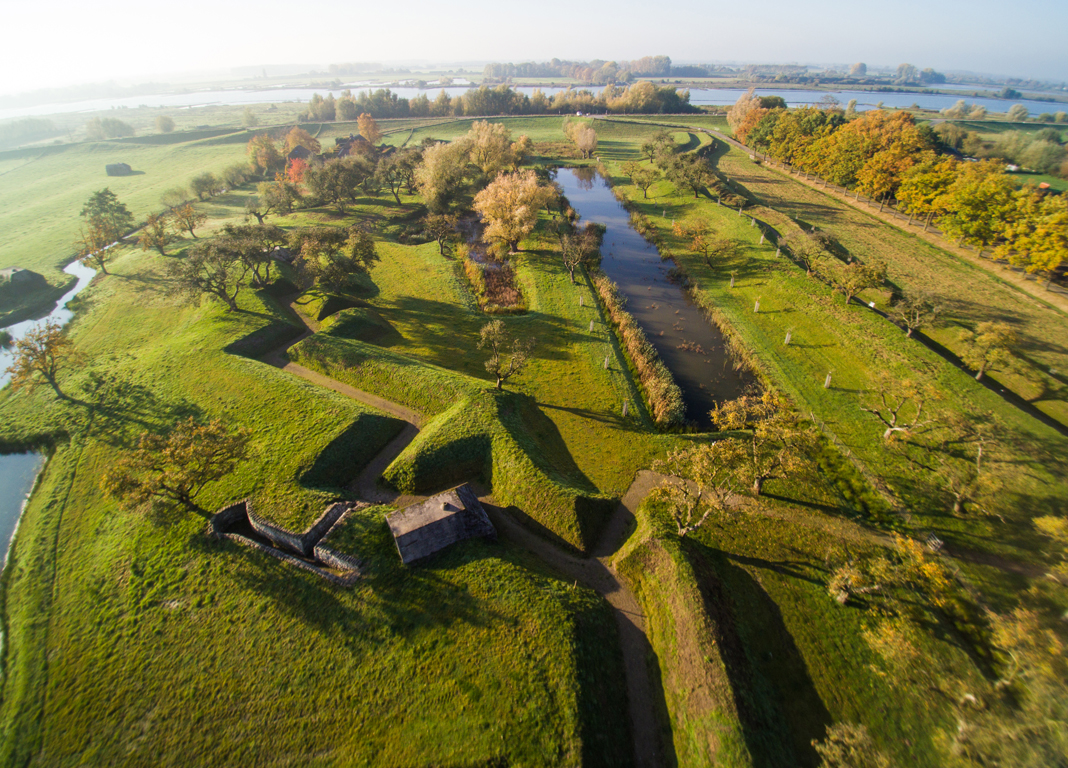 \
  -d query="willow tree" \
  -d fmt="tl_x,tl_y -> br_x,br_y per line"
473,170 -> 555,254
